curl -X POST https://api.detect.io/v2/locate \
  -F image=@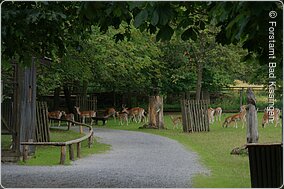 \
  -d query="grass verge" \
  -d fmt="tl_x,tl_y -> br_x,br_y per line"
98,112 -> 282,188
